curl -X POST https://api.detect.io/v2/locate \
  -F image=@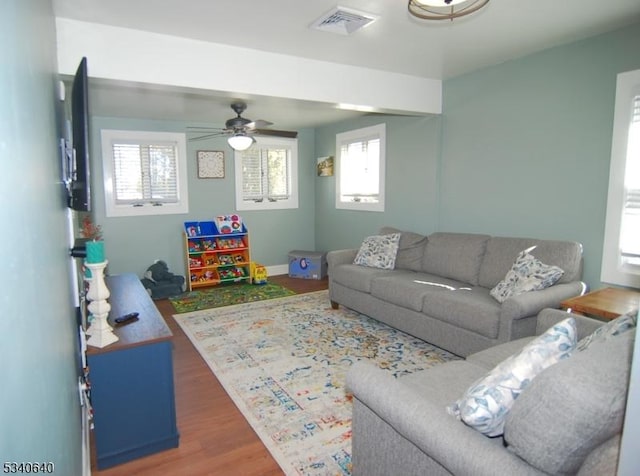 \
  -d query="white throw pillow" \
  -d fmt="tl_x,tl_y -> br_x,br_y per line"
353,233 -> 401,270
490,246 -> 564,303
447,317 -> 577,437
